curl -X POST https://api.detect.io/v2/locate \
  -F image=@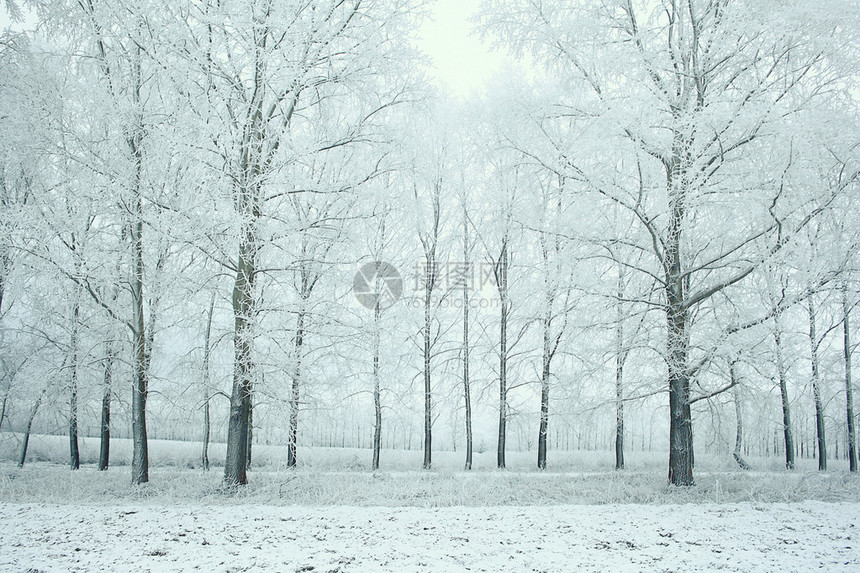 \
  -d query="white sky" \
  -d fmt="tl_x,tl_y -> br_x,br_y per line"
413,0 -> 507,98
